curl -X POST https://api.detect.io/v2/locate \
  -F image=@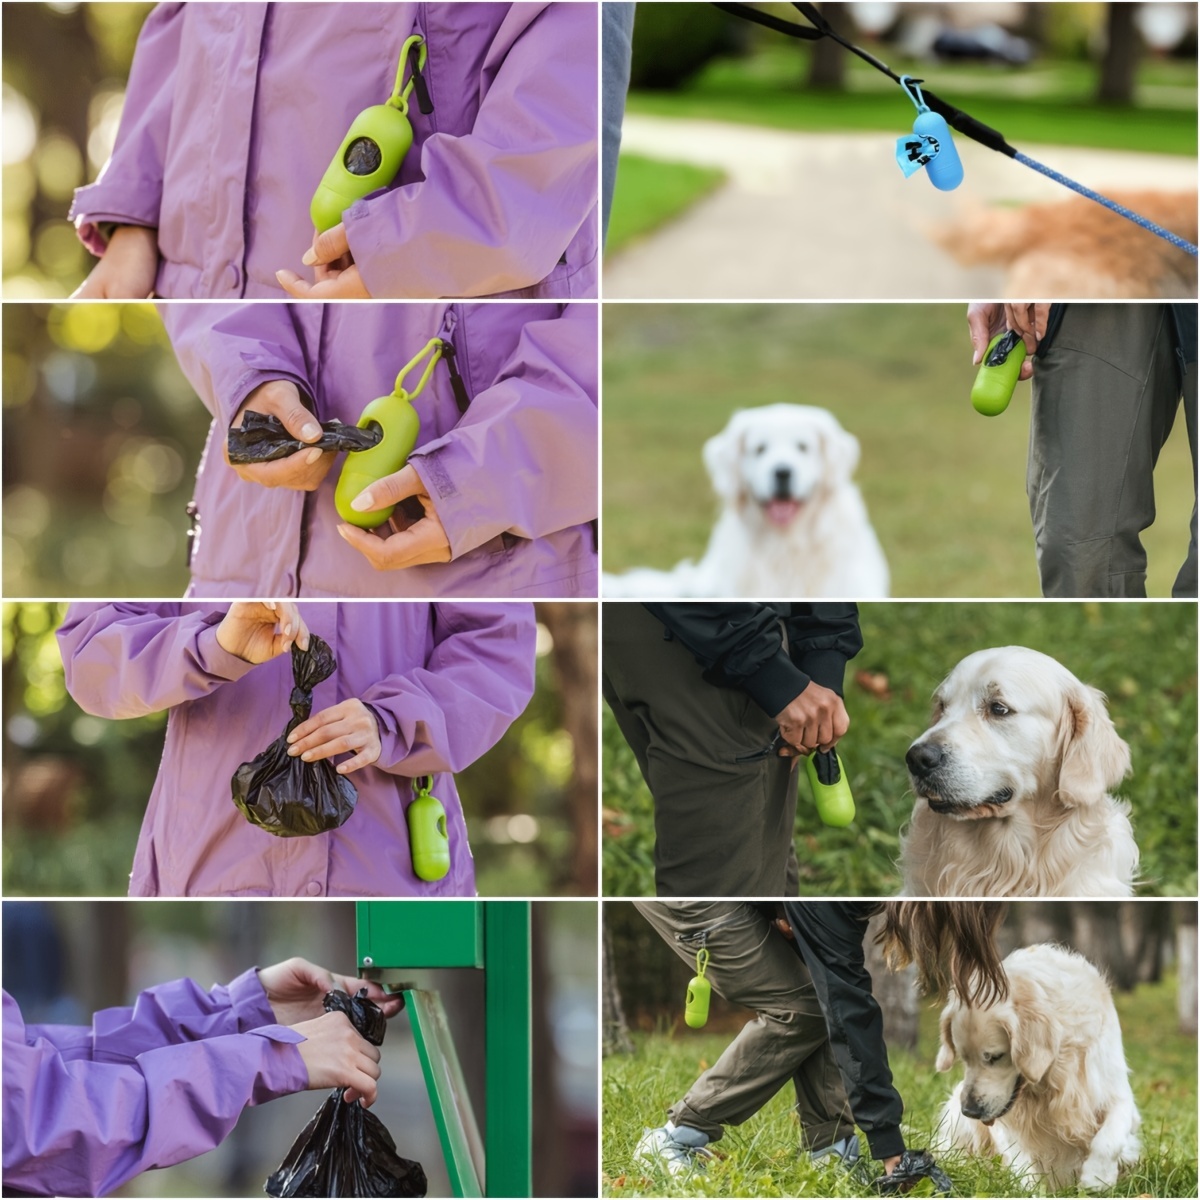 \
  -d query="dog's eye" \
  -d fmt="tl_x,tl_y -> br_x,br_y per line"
988,701 -> 1010,718
797,441 -> 809,453
753,444 -> 768,456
